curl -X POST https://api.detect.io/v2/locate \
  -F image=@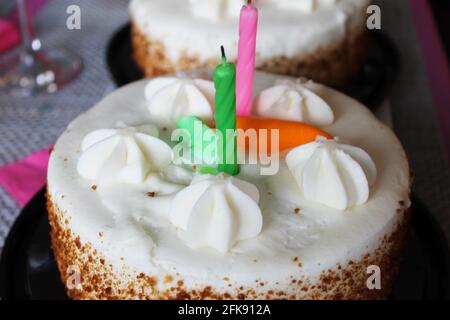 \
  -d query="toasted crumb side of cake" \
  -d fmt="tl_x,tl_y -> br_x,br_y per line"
47,191 -> 410,300
131,22 -> 368,88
